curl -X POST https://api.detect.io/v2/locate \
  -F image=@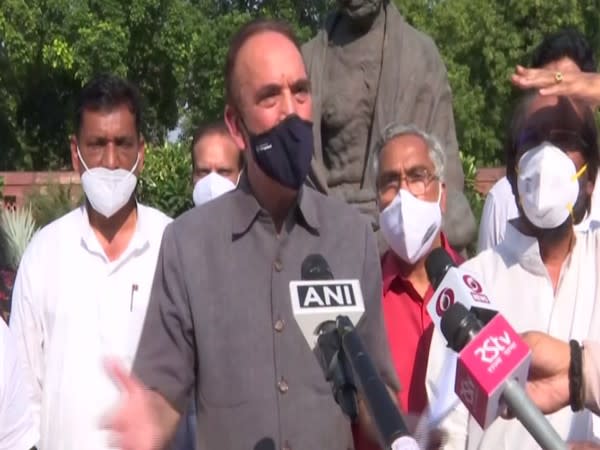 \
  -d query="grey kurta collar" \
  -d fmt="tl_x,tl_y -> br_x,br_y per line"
231,173 -> 320,237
